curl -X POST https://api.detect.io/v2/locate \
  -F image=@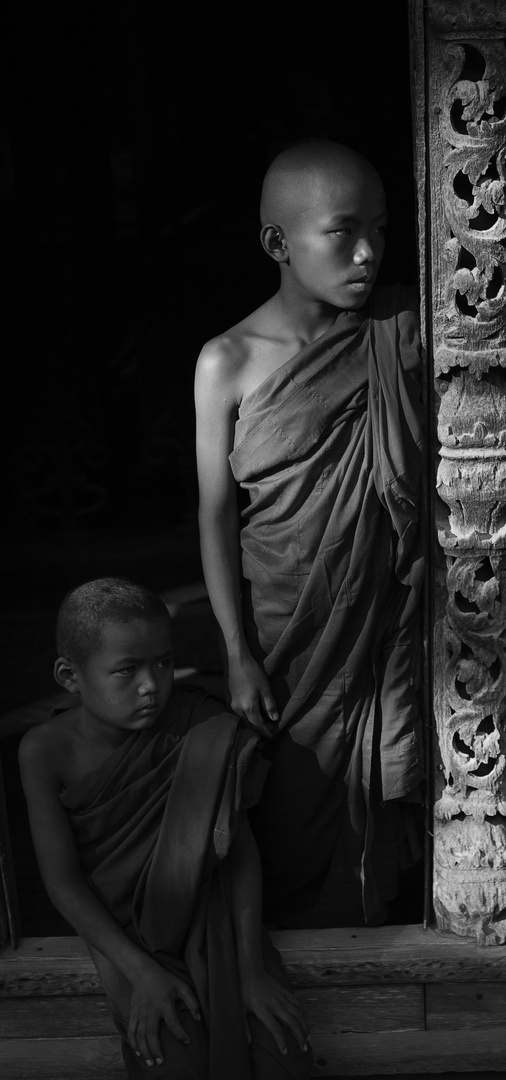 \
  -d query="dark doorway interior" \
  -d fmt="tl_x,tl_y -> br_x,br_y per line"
2,0 -> 423,935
